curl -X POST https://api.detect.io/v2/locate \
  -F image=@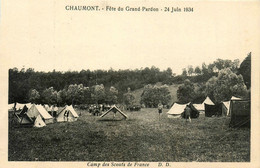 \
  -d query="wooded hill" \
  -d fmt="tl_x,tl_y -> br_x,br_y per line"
9,53 -> 251,106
